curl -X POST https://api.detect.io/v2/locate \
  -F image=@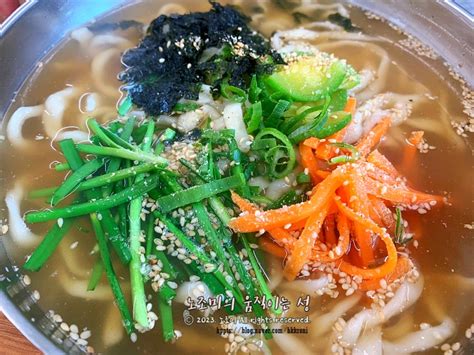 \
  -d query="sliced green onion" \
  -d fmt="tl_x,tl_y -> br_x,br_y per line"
245,101 -> 262,134
315,111 -> 351,139
251,137 -> 276,151
328,142 -> 360,165
221,83 -> 247,103
280,105 -> 323,134
248,75 -> 262,103
265,99 -> 291,128
288,111 -> 328,144
296,172 -> 311,184
253,128 -> 296,179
